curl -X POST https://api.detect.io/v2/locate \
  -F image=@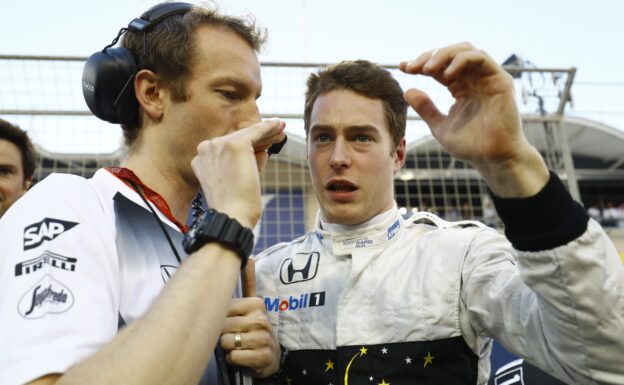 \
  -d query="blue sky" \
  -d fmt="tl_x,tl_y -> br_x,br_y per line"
1,0 -> 623,148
